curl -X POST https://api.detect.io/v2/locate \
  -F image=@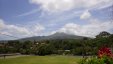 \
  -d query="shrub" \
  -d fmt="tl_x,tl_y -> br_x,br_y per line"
98,47 -> 112,58
78,56 -> 113,64
78,47 -> 113,64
